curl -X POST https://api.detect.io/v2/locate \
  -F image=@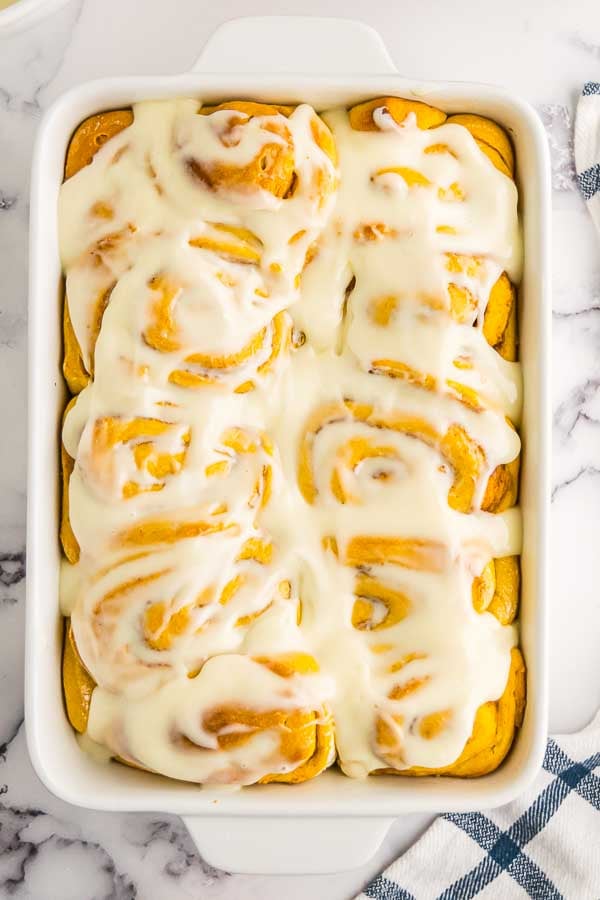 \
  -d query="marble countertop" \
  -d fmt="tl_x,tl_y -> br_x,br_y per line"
1,0 -> 600,896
